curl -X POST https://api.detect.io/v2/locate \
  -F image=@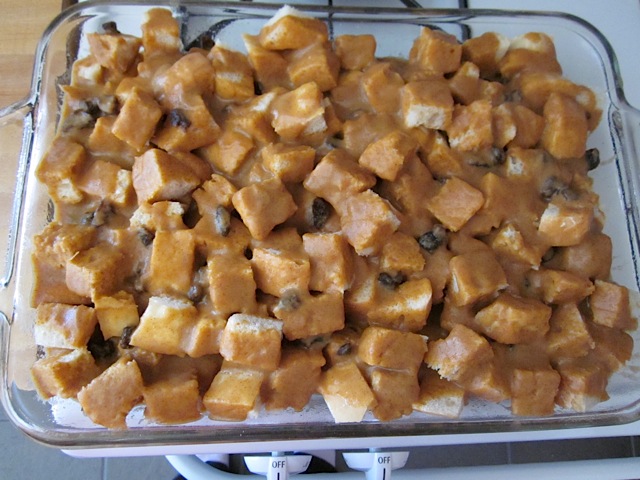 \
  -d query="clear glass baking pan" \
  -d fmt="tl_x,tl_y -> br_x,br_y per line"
2,0 -> 640,452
